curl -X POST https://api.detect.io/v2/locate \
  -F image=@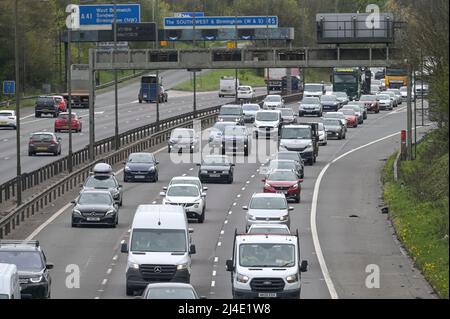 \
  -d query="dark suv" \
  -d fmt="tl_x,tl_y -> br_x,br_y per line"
35,96 -> 60,118
0,240 -> 53,299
